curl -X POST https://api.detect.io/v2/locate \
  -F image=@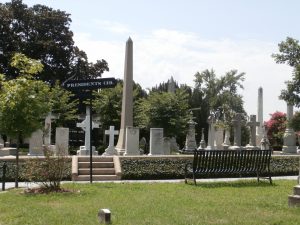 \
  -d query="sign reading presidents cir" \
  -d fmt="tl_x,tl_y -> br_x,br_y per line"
63,78 -> 117,90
